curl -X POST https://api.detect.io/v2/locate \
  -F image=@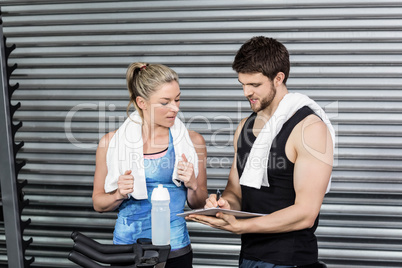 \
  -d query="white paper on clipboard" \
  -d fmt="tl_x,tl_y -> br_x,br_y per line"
177,208 -> 265,219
